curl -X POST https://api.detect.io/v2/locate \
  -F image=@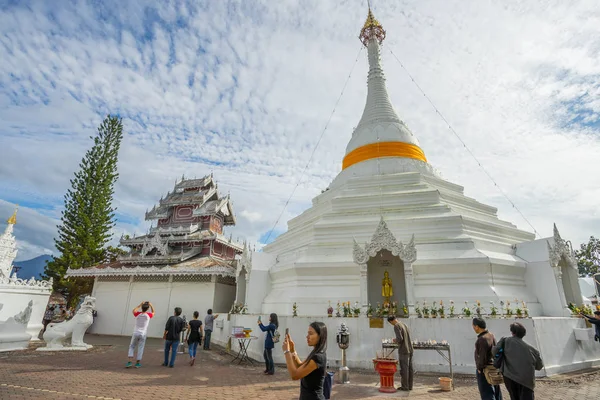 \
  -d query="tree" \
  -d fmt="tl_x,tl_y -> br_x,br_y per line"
44,115 -> 124,306
575,236 -> 600,277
